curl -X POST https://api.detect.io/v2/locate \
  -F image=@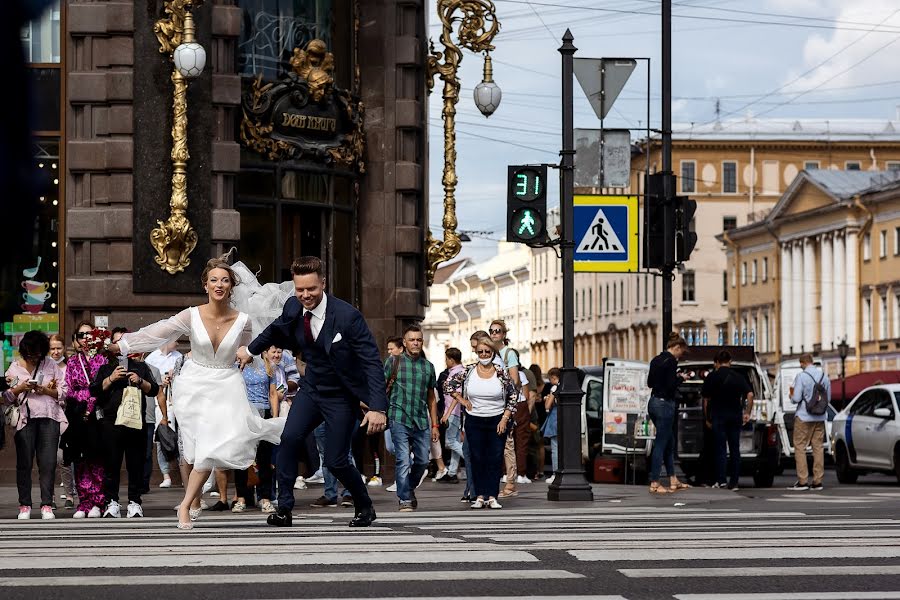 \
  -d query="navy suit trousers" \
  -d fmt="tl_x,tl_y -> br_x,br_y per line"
276,389 -> 371,511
